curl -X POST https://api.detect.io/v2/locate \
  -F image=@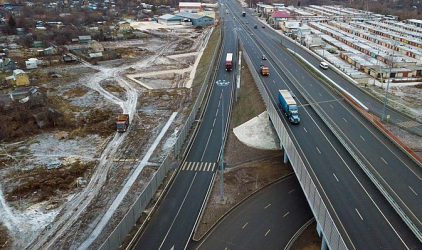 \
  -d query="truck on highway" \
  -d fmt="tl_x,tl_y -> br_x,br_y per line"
278,90 -> 300,124
242,11 -> 246,17
226,53 -> 233,71
260,64 -> 269,76
116,114 -> 130,132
